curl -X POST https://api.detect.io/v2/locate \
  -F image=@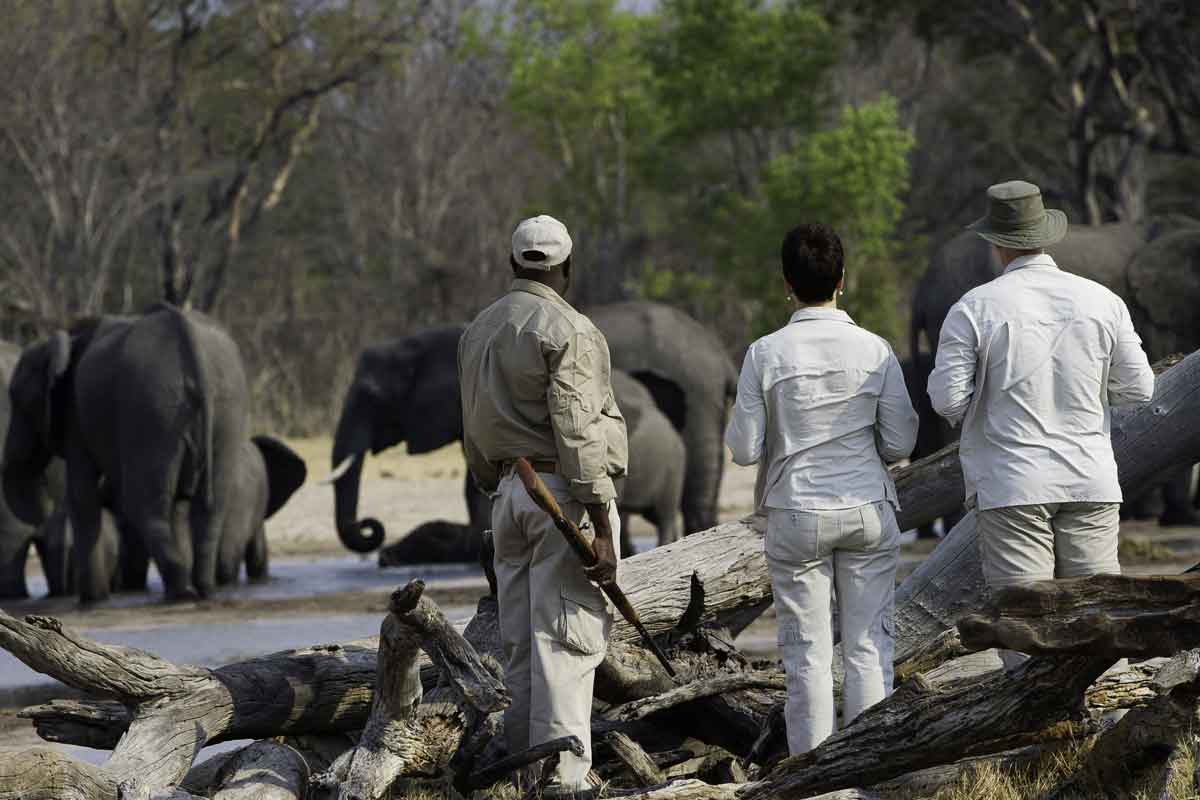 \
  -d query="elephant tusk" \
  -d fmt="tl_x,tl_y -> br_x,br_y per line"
320,454 -> 361,485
